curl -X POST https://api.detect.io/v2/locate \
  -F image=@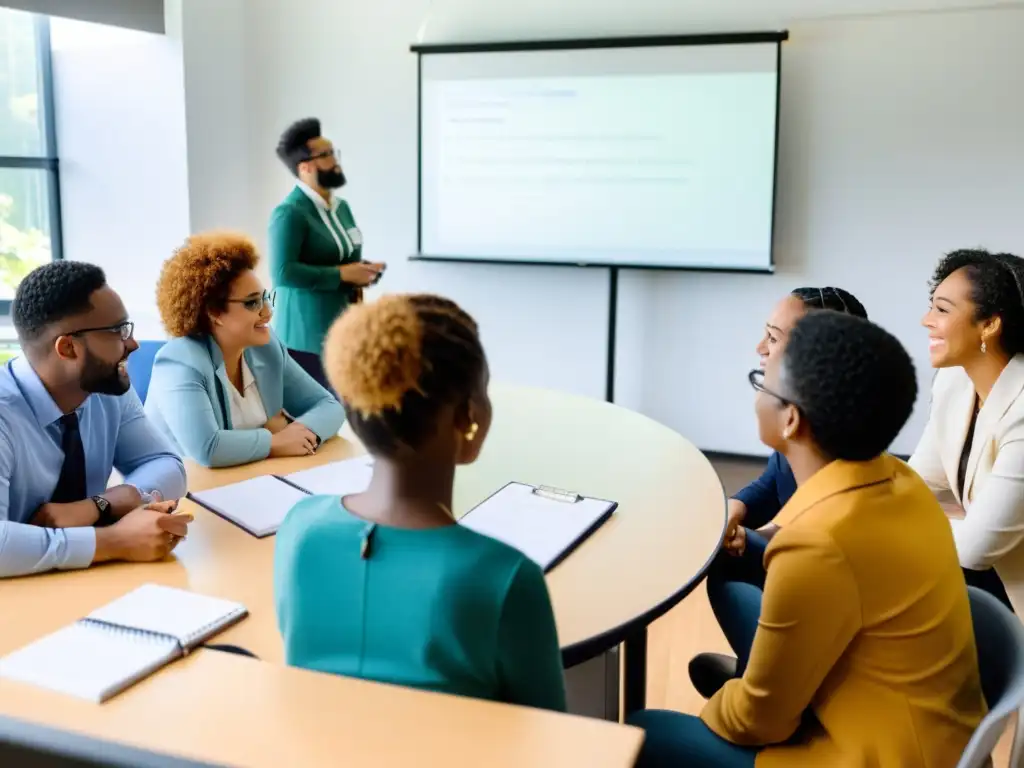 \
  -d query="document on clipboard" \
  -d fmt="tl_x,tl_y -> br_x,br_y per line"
459,482 -> 617,571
